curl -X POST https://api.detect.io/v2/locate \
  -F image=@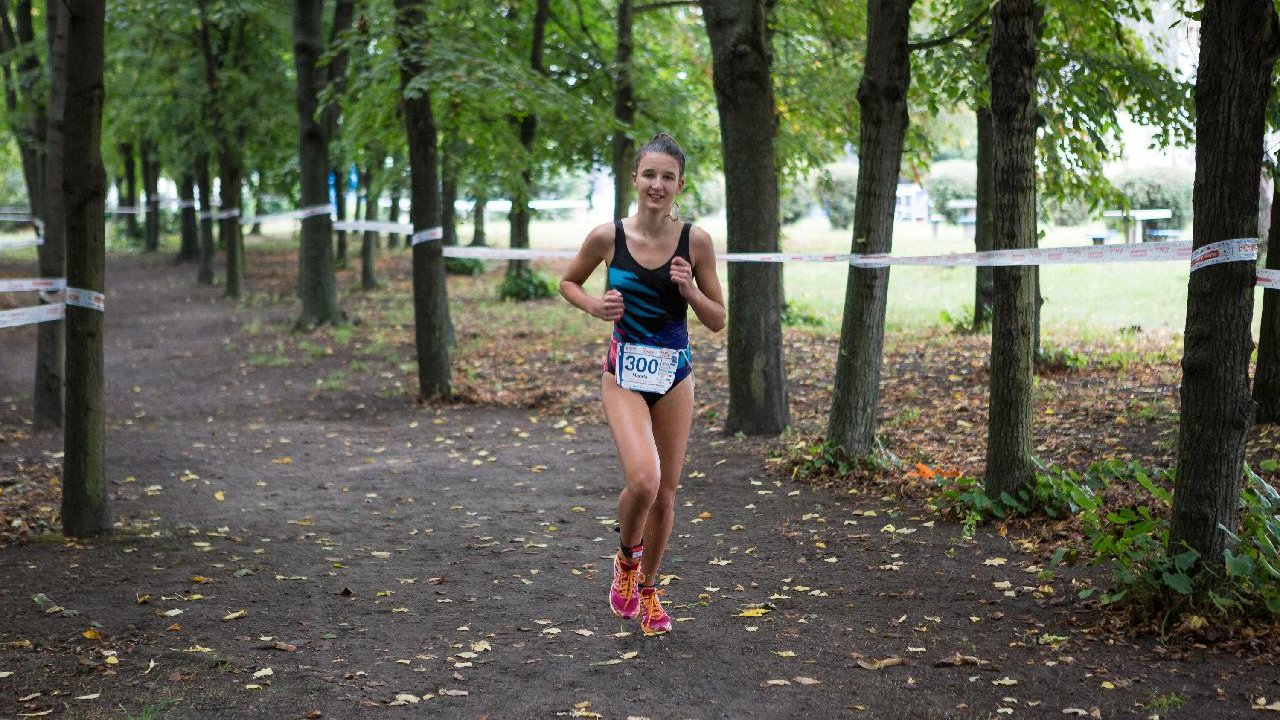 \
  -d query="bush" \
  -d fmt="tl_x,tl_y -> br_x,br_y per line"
780,178 -> 814,225
445,258 -> 488,276
781,300 -> 825,327
1110,167 -> 1193,232
814,168 -> 857,230
923,160 -> 977,224
498,267 -> 557,301
1043,197 -> 1093,227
